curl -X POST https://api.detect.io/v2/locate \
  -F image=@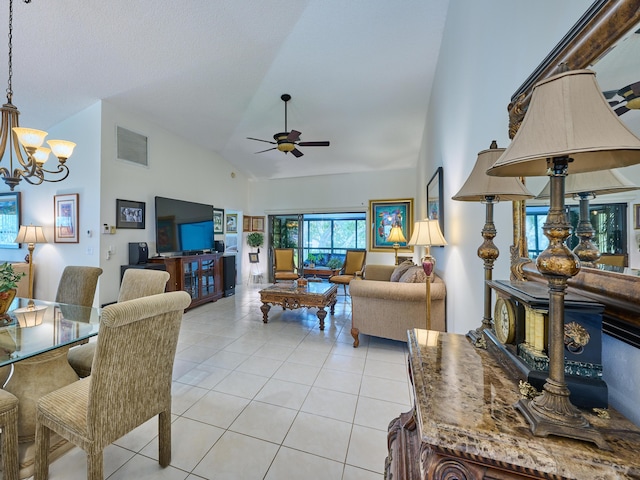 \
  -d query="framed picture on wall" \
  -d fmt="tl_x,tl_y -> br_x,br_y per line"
54,193 -> 79,243
251,216 -> 264,232
369,198 -> 413,252
115,199 -> 145,229
427,166 -> 444,235
213,208 -> 224,234
0,192 -> 21,248
243,215 -> 251,232
226,213 -> 238,233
